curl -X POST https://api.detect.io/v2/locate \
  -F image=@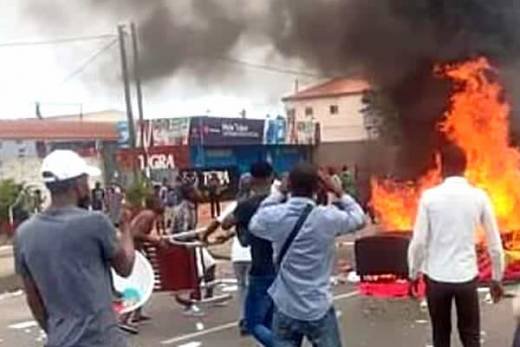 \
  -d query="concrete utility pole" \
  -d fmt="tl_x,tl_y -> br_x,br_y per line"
130,22 -> 145,149
118,24 -> 137,149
